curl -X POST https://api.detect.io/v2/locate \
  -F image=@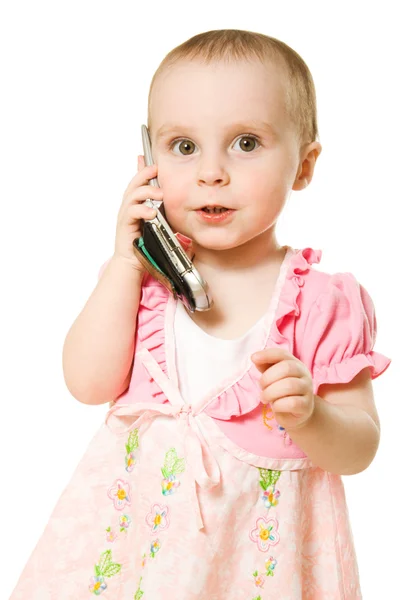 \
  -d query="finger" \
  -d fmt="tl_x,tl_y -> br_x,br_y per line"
122,165 -> 159,199
117,192 -> 161,224
121,184 -> 163,210
266,396 -> 306,417
259,359 -> 301,389
260,376 -> 306,404
137,154 -> 145,171
251,347 -> 293,373
124,203 -> 157,224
